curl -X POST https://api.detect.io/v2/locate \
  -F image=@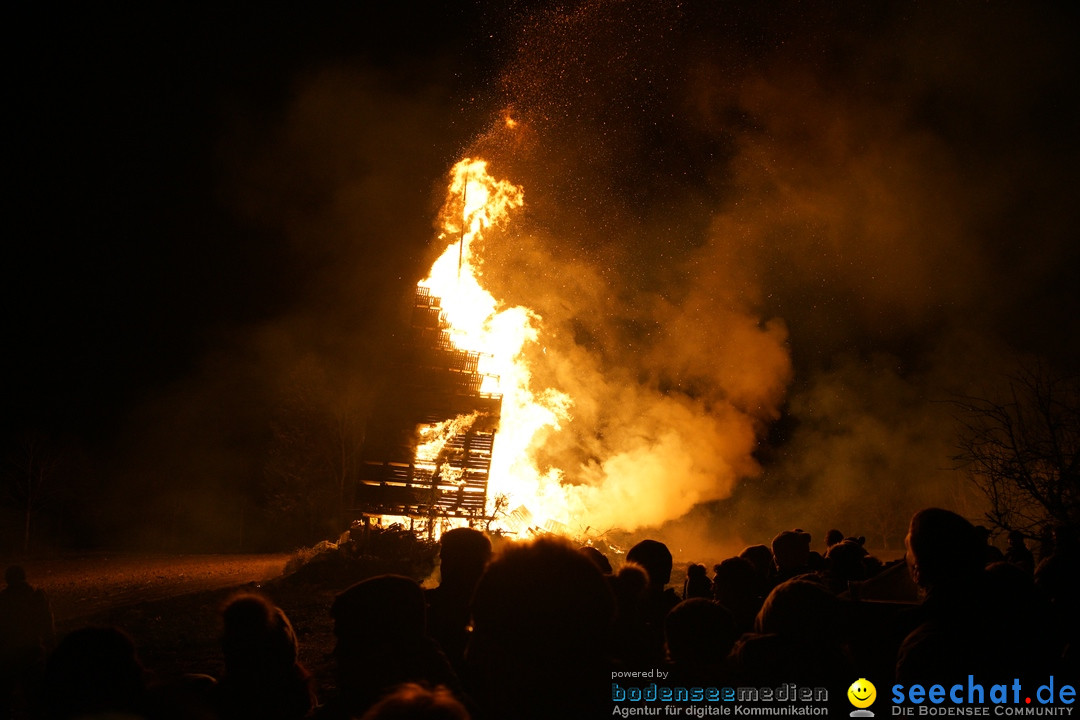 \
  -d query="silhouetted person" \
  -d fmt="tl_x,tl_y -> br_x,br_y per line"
624,539 -> 679,664
425,529 -> 491,674
738,545 -> 776,597
711,557 -> 762,635
214,593 -> 315,720
682,563 -> 711,599
664,598 -> 736,685
578,546 -> 612,575
359,683 -> 470,720
771,530 -> 813,583
975,524 -> 1005,564
467,537 -> 614,720
849,536 -> 885,579
609,562 -> 651,666
822,539 -> 869,594
1005,530 -> 1035,574
321,575 -> 460,720
730,578 -> 852,708
896,507 -> 1041,684
0,565 -> 54,717
43,626 -> 146,720
825,529 -> 844,550
625,539 -> 677,599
